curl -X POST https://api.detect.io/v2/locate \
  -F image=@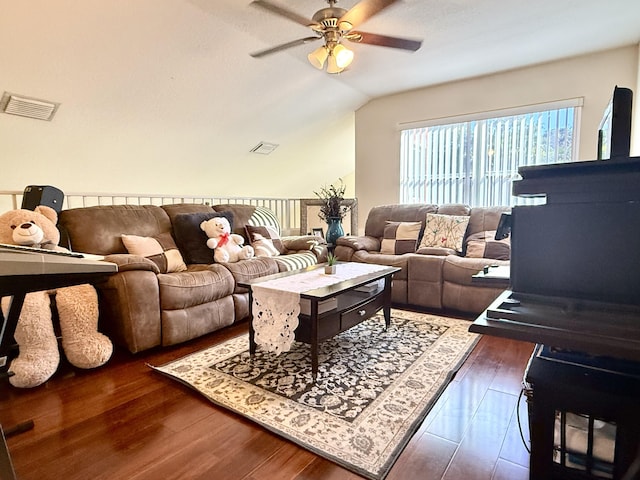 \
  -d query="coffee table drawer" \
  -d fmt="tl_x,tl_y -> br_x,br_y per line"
341,294 -> 385,330
296,313 -> 340,343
